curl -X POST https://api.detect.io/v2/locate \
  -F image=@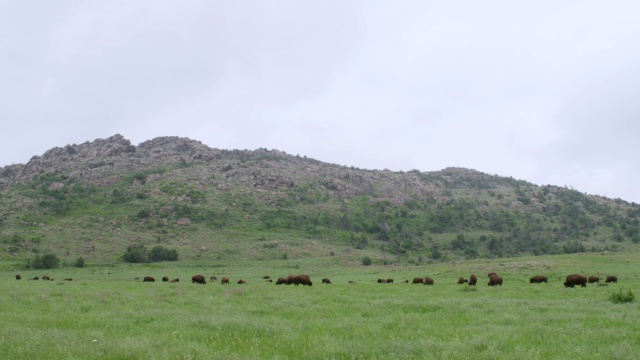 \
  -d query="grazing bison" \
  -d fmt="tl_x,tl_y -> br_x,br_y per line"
469,274 -> 478,286
42,275 -> 50,280
191,275 -> 206,284
169,278 -> 179,283
294,274 -> 313,286
412,277 -> 424,284
458,277 -> 468,284
563,274 -> 587,288
605,275 -> 618,283
15,274 -> 21,280
377,278 -> 387,283
263,276 -> 270,279
143,276 -> 155,282
210,276 -> 217,282
265,279 -> 273,282
530,275 -> 548,283
487,272 -> 497,278
322,278 -> 332,284
386,278 -> 394,284
488,275 -> 503,286
63,278 -> 73,281
588,276 -> 599,283
286,275 -> 296,285
221,277 -> 230,284
424,277 -> 434,285
348,281 -> 356,284
237,279 -> 246,284
30,276 -> 39,280
276,277 -> 287,285
162,276 -> 169,282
